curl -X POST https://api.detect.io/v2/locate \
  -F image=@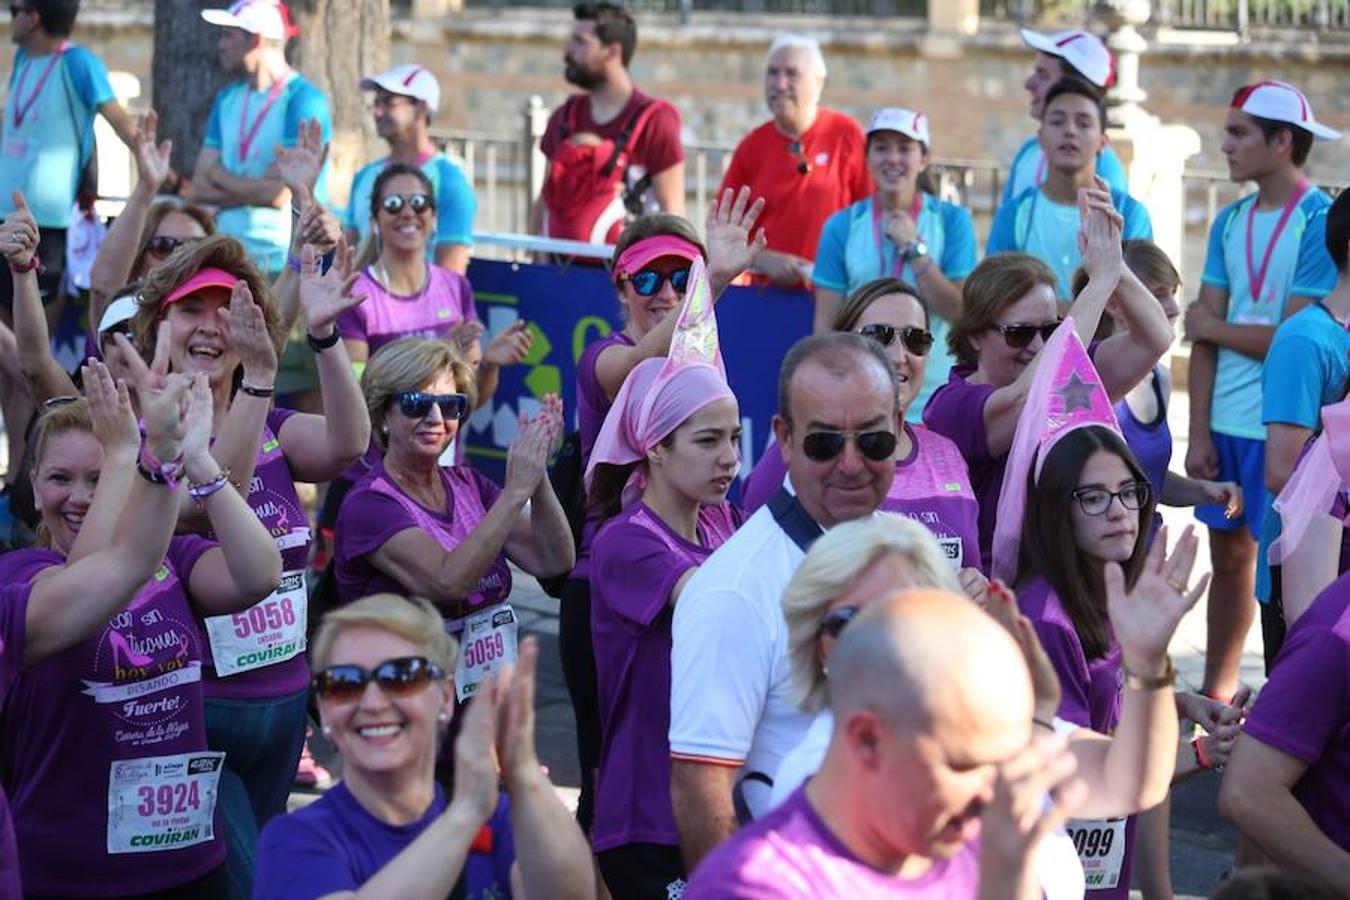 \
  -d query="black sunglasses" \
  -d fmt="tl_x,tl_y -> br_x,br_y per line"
858,323 -> 934,357
818,605 -> 860,639
395,391 -> 468,421
990,320 -> 1060,350
146,235 -> 199,259
381,193 -> 435,215
788,140 -> 811,176
313,656 -> 445,702
802,429 -> 898,463
627,267 -> 690,298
